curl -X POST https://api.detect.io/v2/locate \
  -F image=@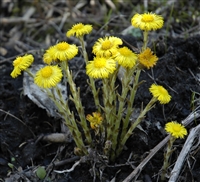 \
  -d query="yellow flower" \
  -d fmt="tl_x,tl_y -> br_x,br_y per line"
54,42 -> 78,61
149,84 -> 171,104
66,23 -> 93,38
131,12 -> 164,31
115,46 -> 138,68
86,112 -> 103,130
43,46 -> 57,64
11,54 -> 34,78
93,36 -> 123,57
165,121 -> 187,139
138,48 -> 158,69
34,65 -> 63,88
86,56 -> 116,78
